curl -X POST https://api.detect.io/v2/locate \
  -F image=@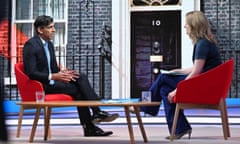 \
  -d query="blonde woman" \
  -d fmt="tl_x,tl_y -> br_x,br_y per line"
140,11 -> 222,139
